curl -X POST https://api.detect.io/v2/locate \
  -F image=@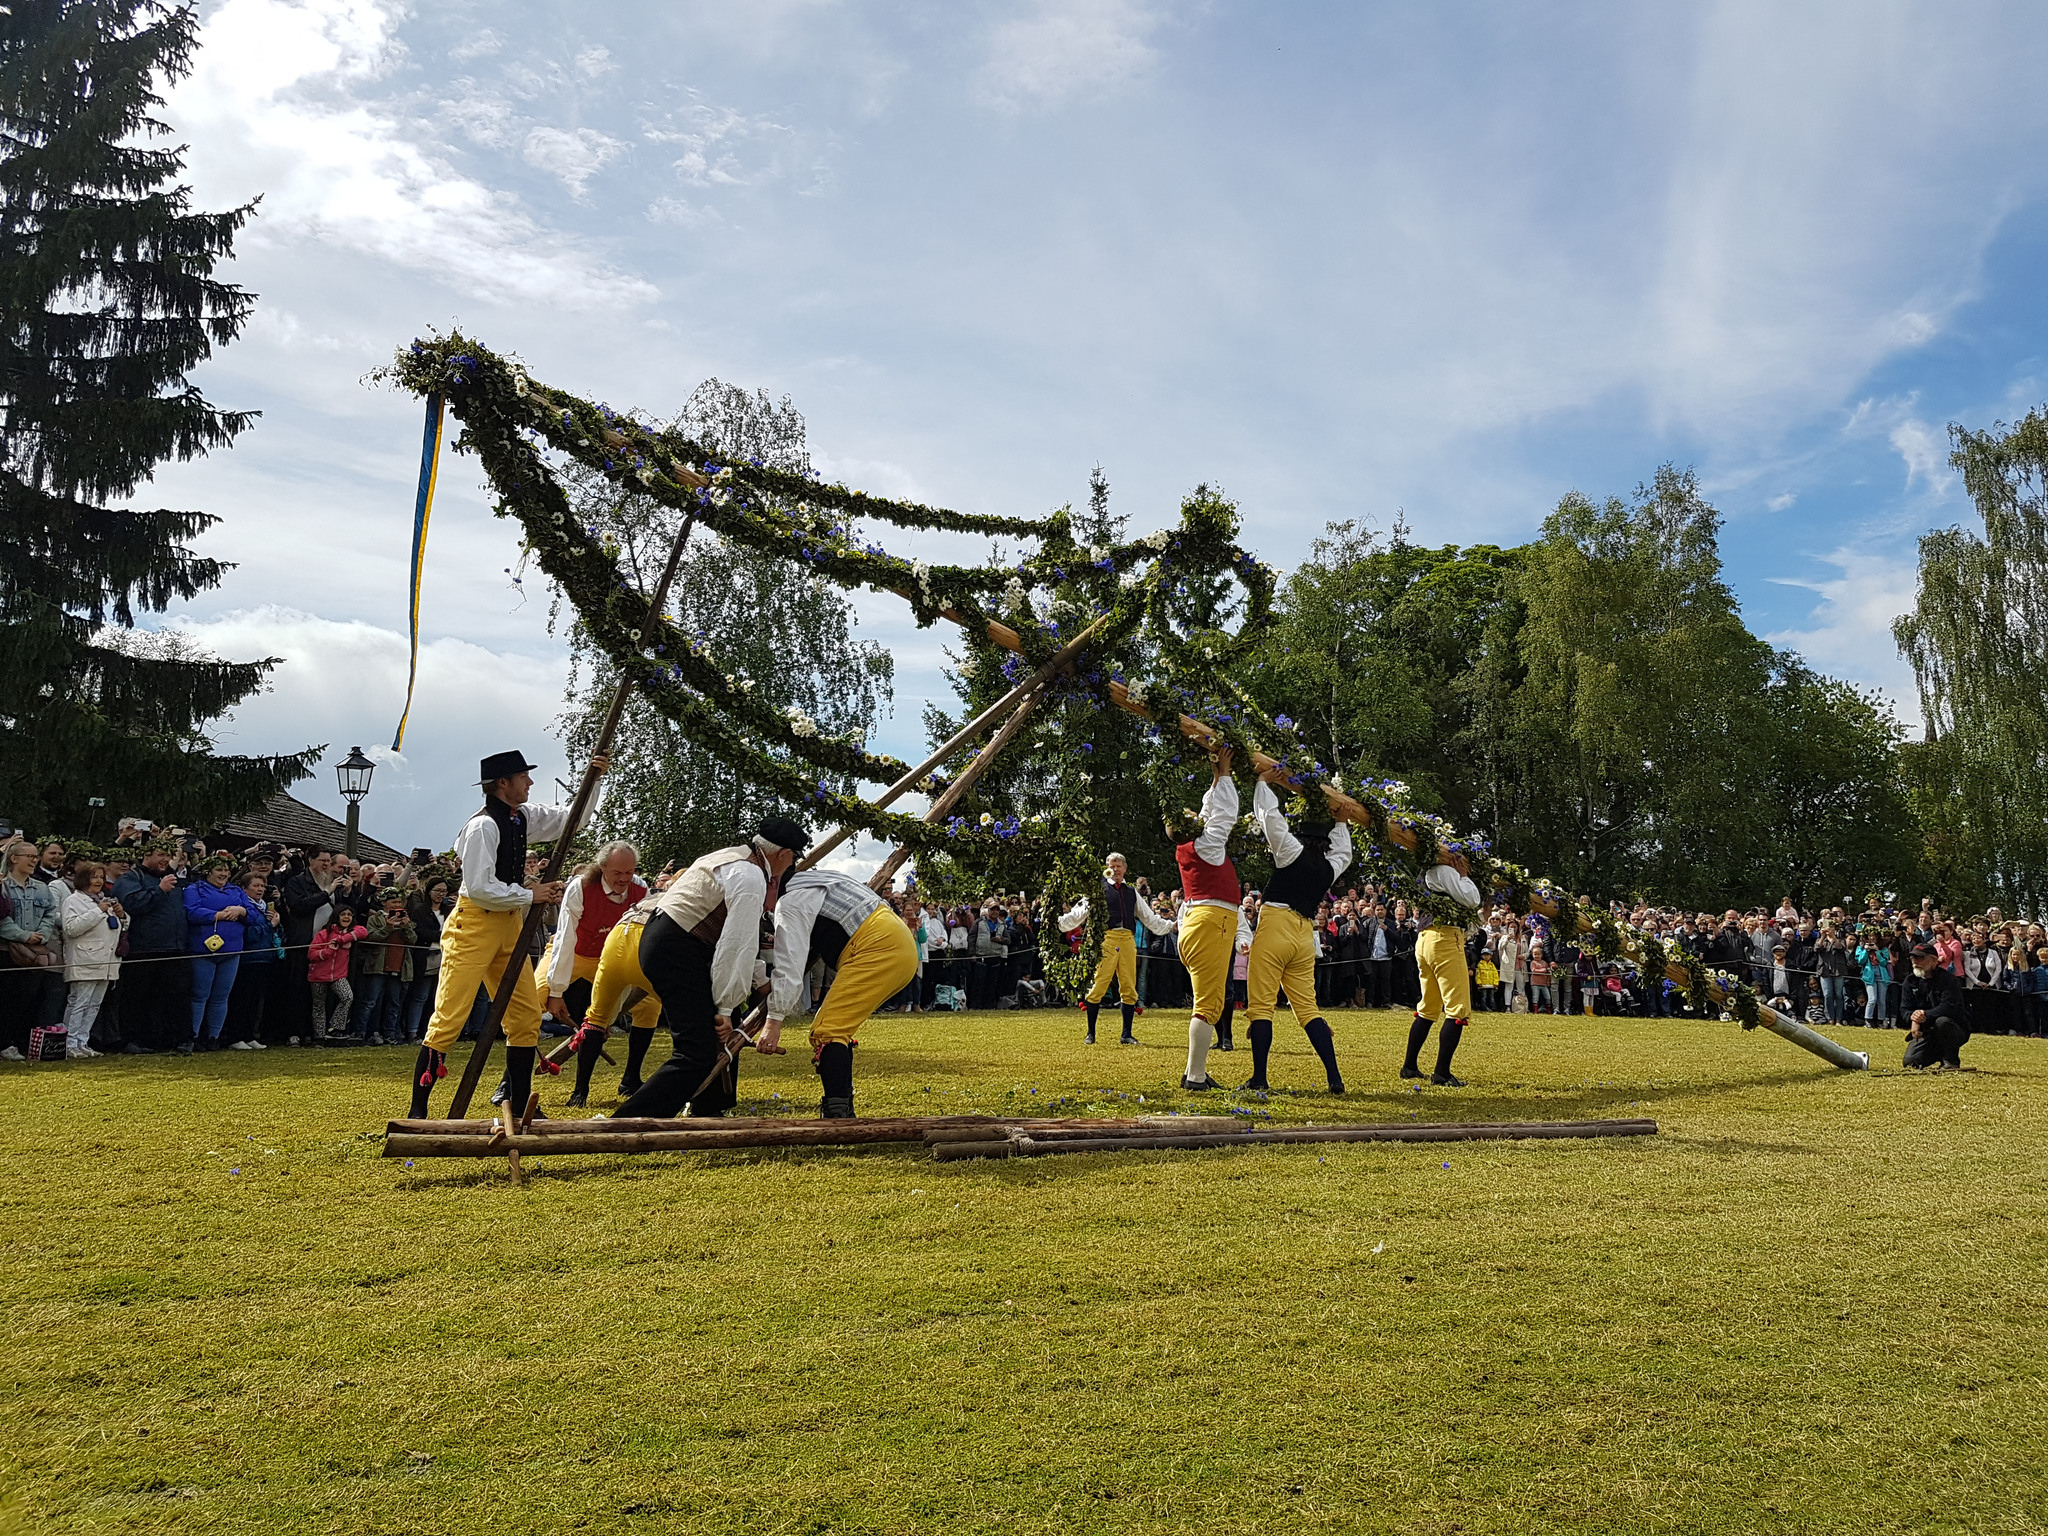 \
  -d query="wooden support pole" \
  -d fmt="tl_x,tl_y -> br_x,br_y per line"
386,1113 -> 1235,1158
446,507 -> 702,1118
865,682 -> 1047,893
799,612 -> 1114,873
933,1118 -> 1660,1161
